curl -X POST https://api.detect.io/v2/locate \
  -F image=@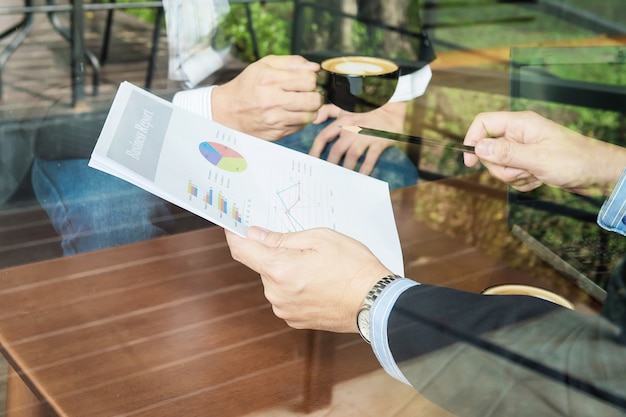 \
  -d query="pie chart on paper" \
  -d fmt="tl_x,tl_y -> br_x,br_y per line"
199,141 -> 248,172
